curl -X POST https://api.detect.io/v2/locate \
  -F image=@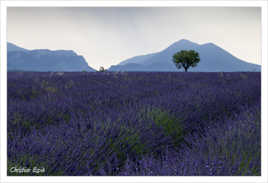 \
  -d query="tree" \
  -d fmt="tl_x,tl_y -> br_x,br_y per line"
99,66 -> 105,72
173,50 -> 200,72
